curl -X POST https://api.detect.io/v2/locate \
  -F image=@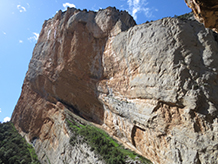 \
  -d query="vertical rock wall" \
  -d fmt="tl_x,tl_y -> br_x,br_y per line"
12,6 -> 218,164
98,17 -> 218,163
11,7 -> 136,164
